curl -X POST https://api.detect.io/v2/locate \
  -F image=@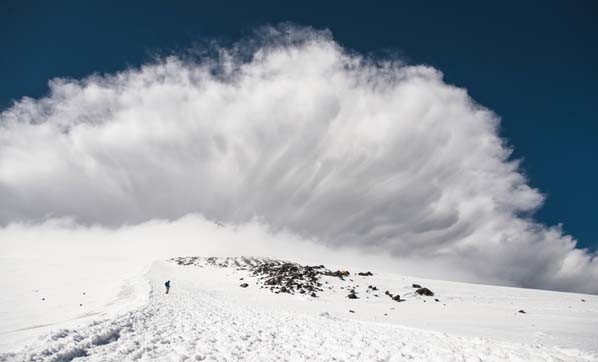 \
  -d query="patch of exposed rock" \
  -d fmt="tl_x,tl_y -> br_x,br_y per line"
170,257 -> 357,297
251,262 -> 332,296
170,256 -> 284,269
415,287 -> 434,296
